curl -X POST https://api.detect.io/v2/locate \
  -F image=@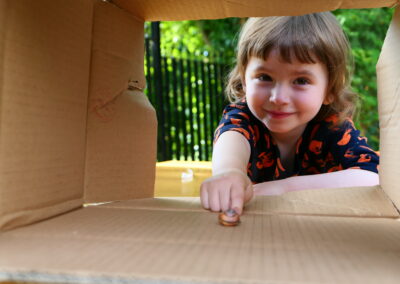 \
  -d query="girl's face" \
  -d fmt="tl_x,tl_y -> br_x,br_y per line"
243,50 -> 331,143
